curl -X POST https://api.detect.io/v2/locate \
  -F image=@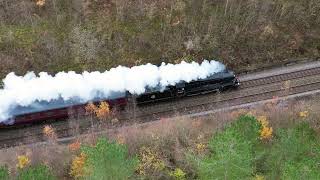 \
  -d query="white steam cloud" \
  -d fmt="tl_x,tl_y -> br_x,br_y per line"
0,60 -> 225,122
